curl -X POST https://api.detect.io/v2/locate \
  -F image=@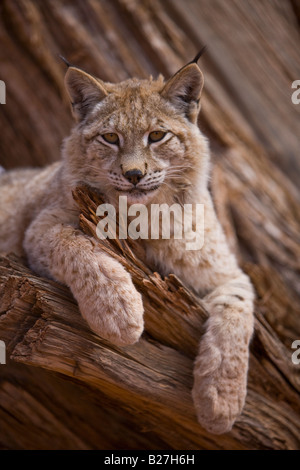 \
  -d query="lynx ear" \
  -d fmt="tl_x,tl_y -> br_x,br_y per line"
161,63 -> 204,123
64,67 -> 108,121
